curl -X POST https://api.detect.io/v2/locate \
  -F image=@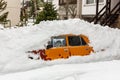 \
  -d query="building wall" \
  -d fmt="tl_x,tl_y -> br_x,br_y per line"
111,16 -> 120,28
111,0 -> 120,28
59,4 -> 77,19
58,0 -> 77,19
111,0 -> 120,9
3,0 -> 21,26
82,0 -> 120,15
82,0 -> 105,15
52,0 -> 59,9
